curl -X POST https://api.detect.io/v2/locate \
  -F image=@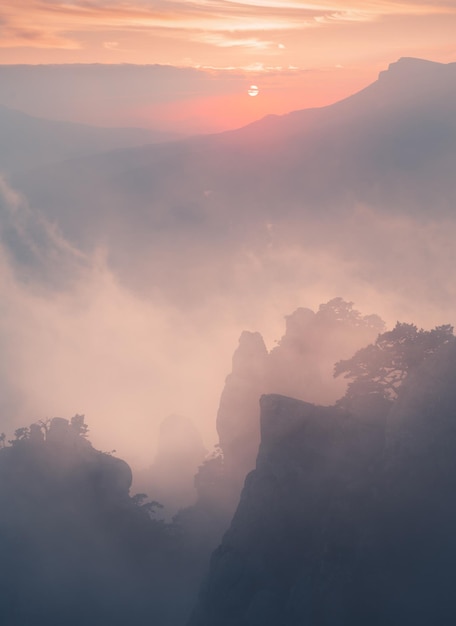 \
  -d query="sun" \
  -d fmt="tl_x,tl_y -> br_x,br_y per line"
248,85 -> 259,97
